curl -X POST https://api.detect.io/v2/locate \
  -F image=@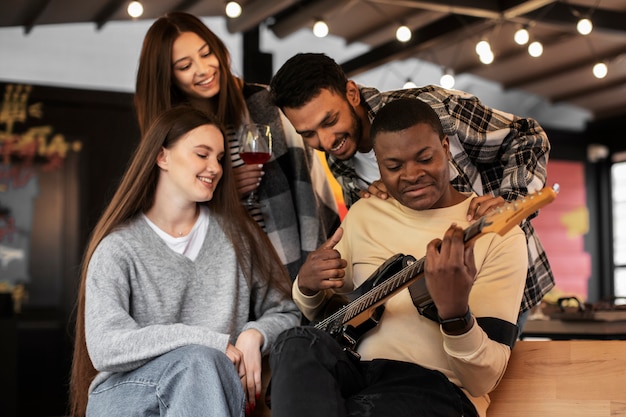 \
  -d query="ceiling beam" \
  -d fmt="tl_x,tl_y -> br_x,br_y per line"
341,14 -> 483,76
365,0 -> 555,20
523,2 -> 626,36
341,0 -> 558,76
498,0 -> 556,20
453,31 -> 576,76
226,0 -> 298,34
20,0 -> 50,34
504,46 -> 626,90
551,75 -> 626,103
93,0 -> 128,30
346,8 -> 445,45
365,0 -> 502,19
270,0 -> 351,39
172,0 -> 203,12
